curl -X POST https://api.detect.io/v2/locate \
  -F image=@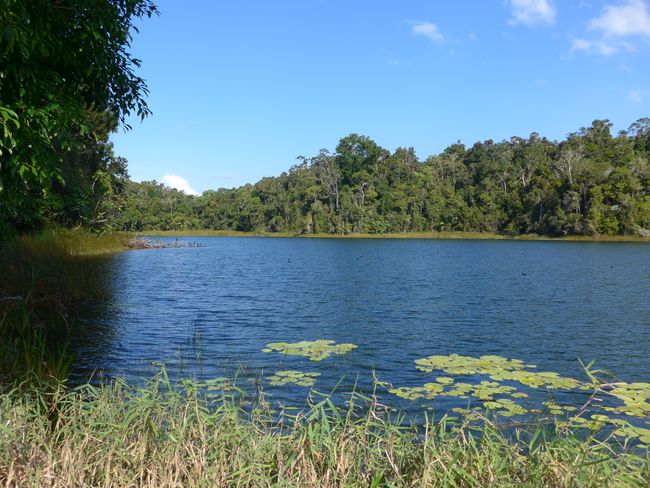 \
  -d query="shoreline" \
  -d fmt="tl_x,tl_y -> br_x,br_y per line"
133,229 -> 650,243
